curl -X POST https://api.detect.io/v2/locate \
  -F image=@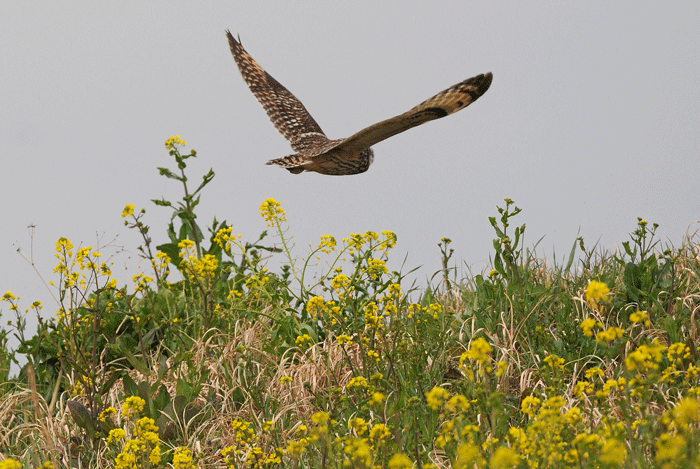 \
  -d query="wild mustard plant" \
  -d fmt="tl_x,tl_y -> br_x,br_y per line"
4,143 -> 700,469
